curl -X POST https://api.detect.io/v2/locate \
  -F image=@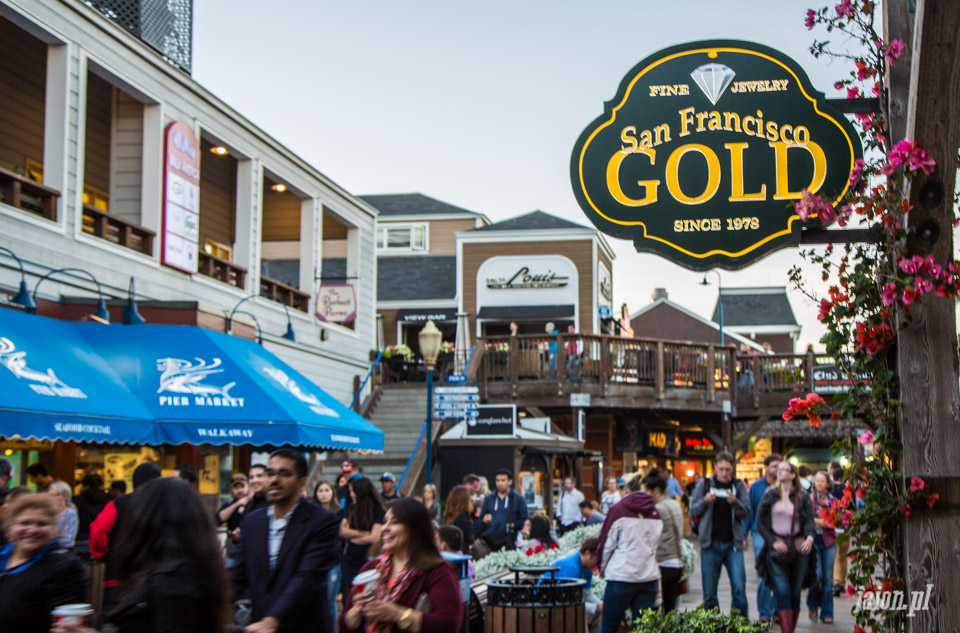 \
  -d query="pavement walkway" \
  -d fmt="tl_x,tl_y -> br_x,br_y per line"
677,541 -> 858,631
